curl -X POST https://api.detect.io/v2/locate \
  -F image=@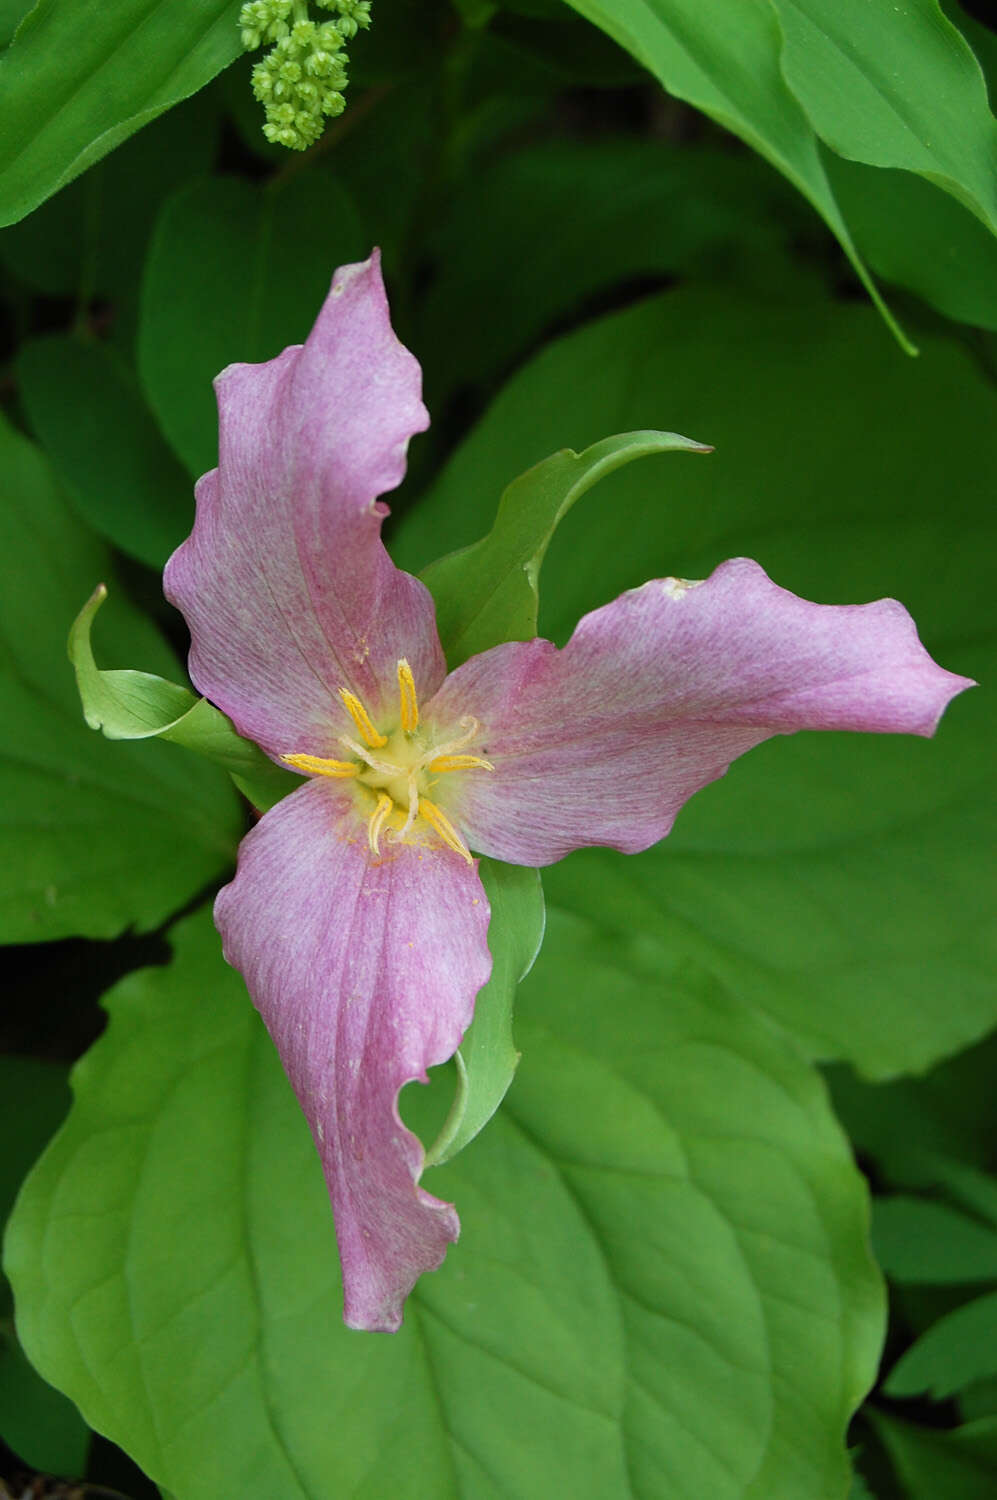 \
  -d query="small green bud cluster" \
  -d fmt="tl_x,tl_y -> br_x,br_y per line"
239,0 -> 372,151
